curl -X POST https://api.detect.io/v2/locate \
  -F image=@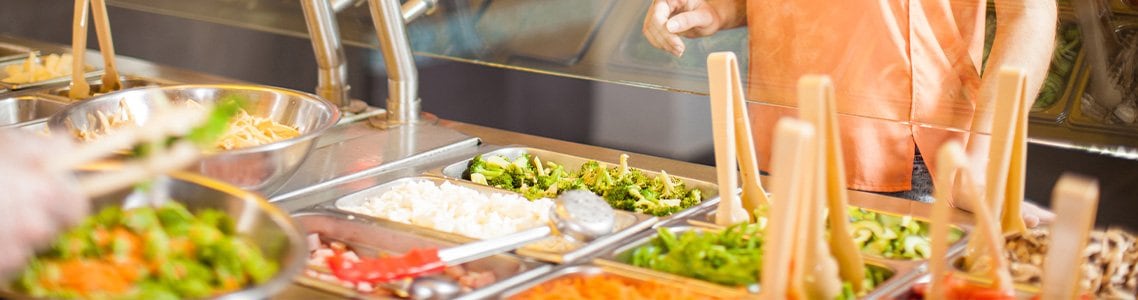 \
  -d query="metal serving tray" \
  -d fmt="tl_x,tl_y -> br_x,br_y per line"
0,94 -> 69,129
330,176 -> 657,264
290,210 -> 553,300
39,76 -> 175,99
0,55 -> 103,91
0,43 -> 35,63
686,205 -> 970,262
435,146 -> 722,224
595,224 -> 924,299
498,264 -> 751,299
